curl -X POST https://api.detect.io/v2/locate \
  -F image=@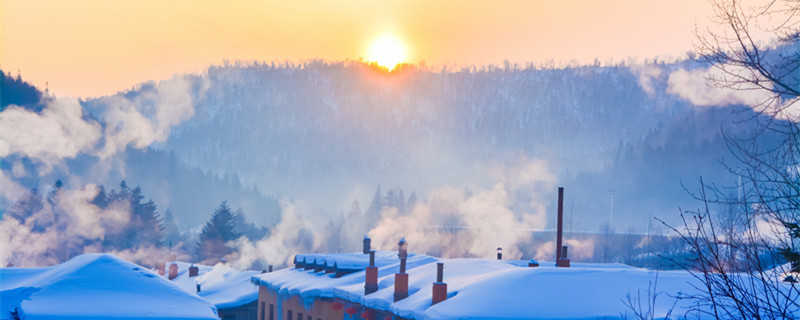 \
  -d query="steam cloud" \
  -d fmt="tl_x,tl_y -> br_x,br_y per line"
1,76 -> 206,267
667,66 -> 799,120
0,98 -> 102,172
0,76 -> 205,174
0,185 -> 128,266
631,65 -> 663,96
368,159 -> 556,259
227,202 -> 318,270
